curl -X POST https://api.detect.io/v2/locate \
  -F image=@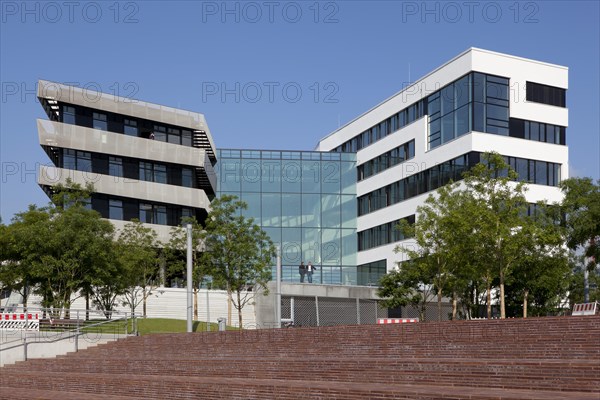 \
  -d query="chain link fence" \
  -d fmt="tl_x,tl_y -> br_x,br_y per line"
281,296 -> 388,327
